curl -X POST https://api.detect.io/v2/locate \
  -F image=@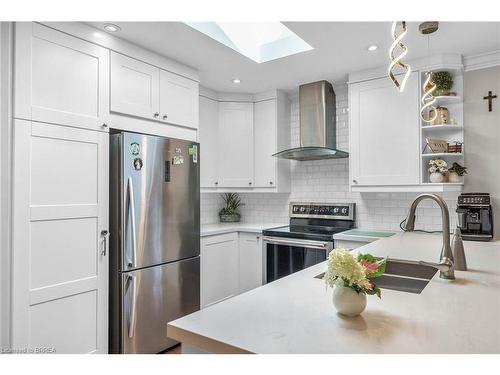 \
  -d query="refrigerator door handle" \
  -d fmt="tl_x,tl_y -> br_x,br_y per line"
128,274 -> 138,338
127,176 -> 137,268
